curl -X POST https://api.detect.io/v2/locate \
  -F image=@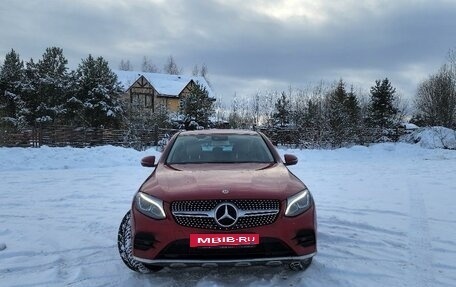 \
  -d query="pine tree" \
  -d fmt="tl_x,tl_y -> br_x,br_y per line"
309,98 -> 325,128
22,47 -> 70,126
344,86 -> 362,143
73,55 -> 124,128
326,80 -> 349,147
22,58 -> 39,126
309,98 -> 326,144
0,49 -> 26,130
153,104 -> 171,128
273,92 -> 290,127
368,78 -> 398,131
179,82 -> 214,129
